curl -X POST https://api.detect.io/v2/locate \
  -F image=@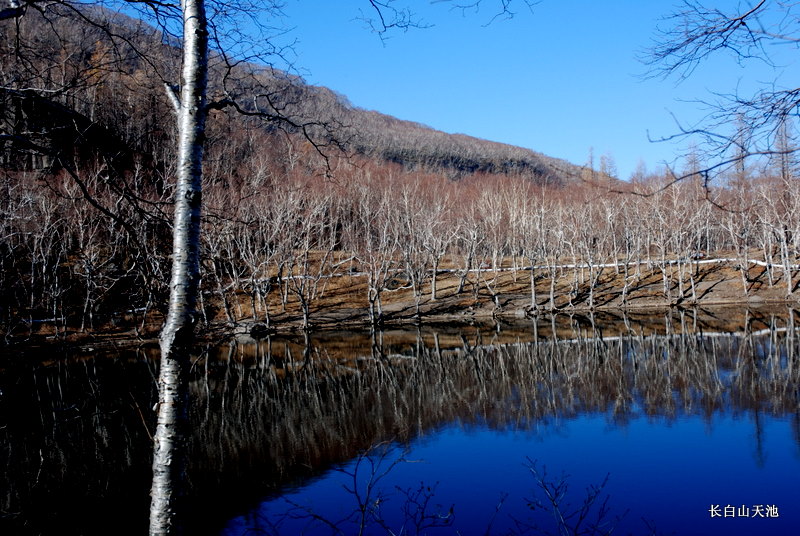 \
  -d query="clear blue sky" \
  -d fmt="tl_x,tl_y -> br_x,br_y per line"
270,1 -> 799,180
